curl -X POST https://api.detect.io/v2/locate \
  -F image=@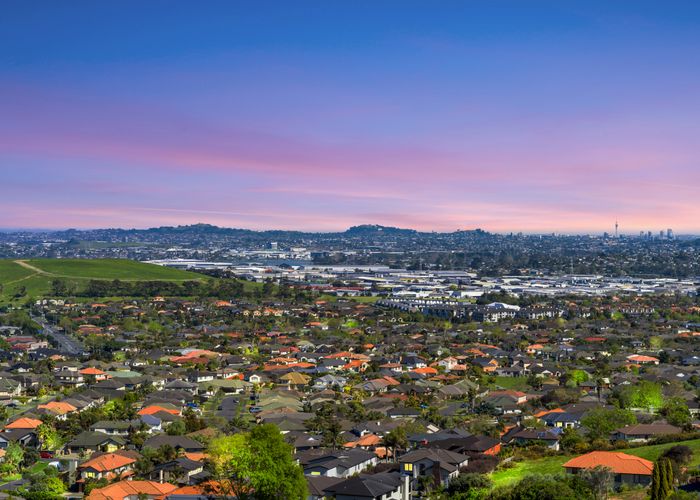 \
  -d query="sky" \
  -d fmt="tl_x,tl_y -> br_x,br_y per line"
2,1 -> 700,234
